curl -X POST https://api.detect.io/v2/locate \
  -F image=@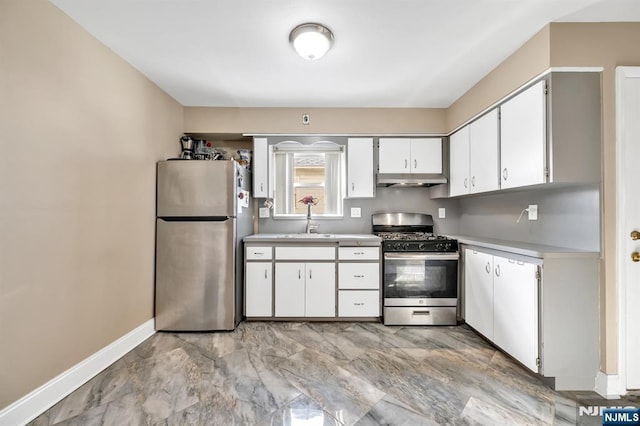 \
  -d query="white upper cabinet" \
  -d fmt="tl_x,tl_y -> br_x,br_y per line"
500,80 -> 547,190
449,109 -> 499,196
379,138 -> 442,174
347,138 -> 374,198
379,138 -> 411,173
469,109 -> 499,193
449,126 -> 470,197
410,138 -> 443,173
252,137 -> 269,197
